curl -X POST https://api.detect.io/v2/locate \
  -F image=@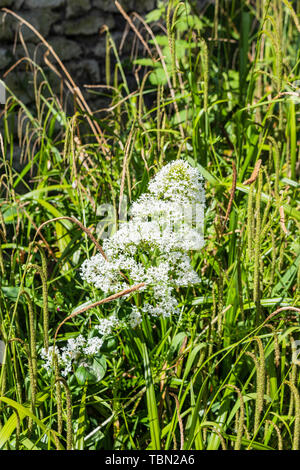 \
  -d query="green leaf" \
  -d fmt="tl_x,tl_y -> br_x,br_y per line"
145,8 -> 164,23
0,397 -> 63,449
101,336 -> 118,353
149,67 -> 168,86
272,253 -> 300,296
133,58 -> 158,67
139,339 -> 161,450
169,332 -> 187,357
